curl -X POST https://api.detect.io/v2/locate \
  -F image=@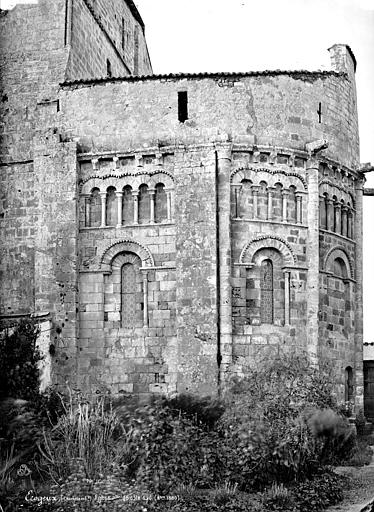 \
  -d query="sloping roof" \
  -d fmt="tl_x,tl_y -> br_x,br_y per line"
126,0 -> 145,31
61,69 -> 345,88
